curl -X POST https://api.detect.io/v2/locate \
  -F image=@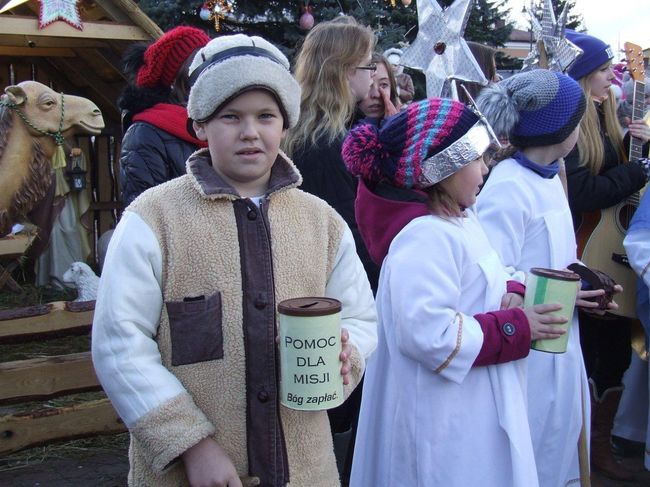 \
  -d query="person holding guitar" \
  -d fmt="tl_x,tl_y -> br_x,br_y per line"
564,30 -> 650,481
